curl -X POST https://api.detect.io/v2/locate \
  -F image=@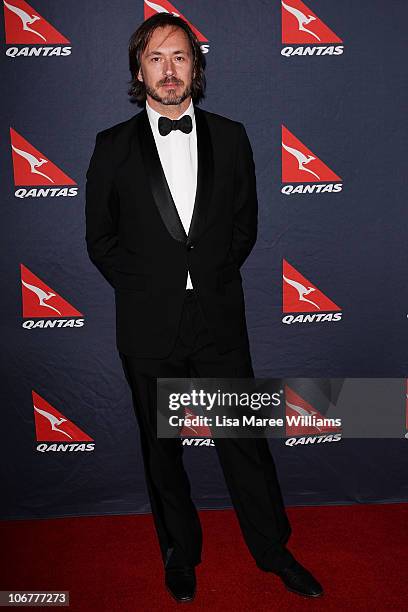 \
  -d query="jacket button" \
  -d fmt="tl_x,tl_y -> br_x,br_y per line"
187,244 -> 194,250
